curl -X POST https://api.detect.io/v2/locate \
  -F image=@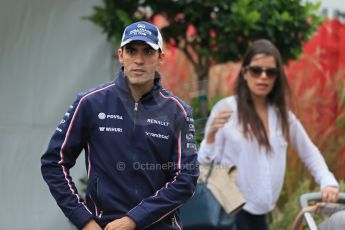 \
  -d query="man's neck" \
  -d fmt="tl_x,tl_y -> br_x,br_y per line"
128,83 -> 153,102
